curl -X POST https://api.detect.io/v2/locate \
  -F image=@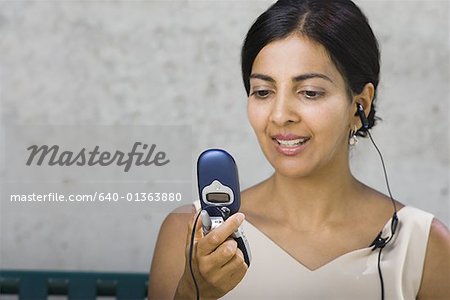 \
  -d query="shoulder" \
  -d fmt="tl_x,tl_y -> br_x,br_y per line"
148,204 -> 195,299
153,204 -> 194,256
165,204 -> 195,220
151,204 -> 194,265
157,204 -> 195,242
417,217 -> 450,300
